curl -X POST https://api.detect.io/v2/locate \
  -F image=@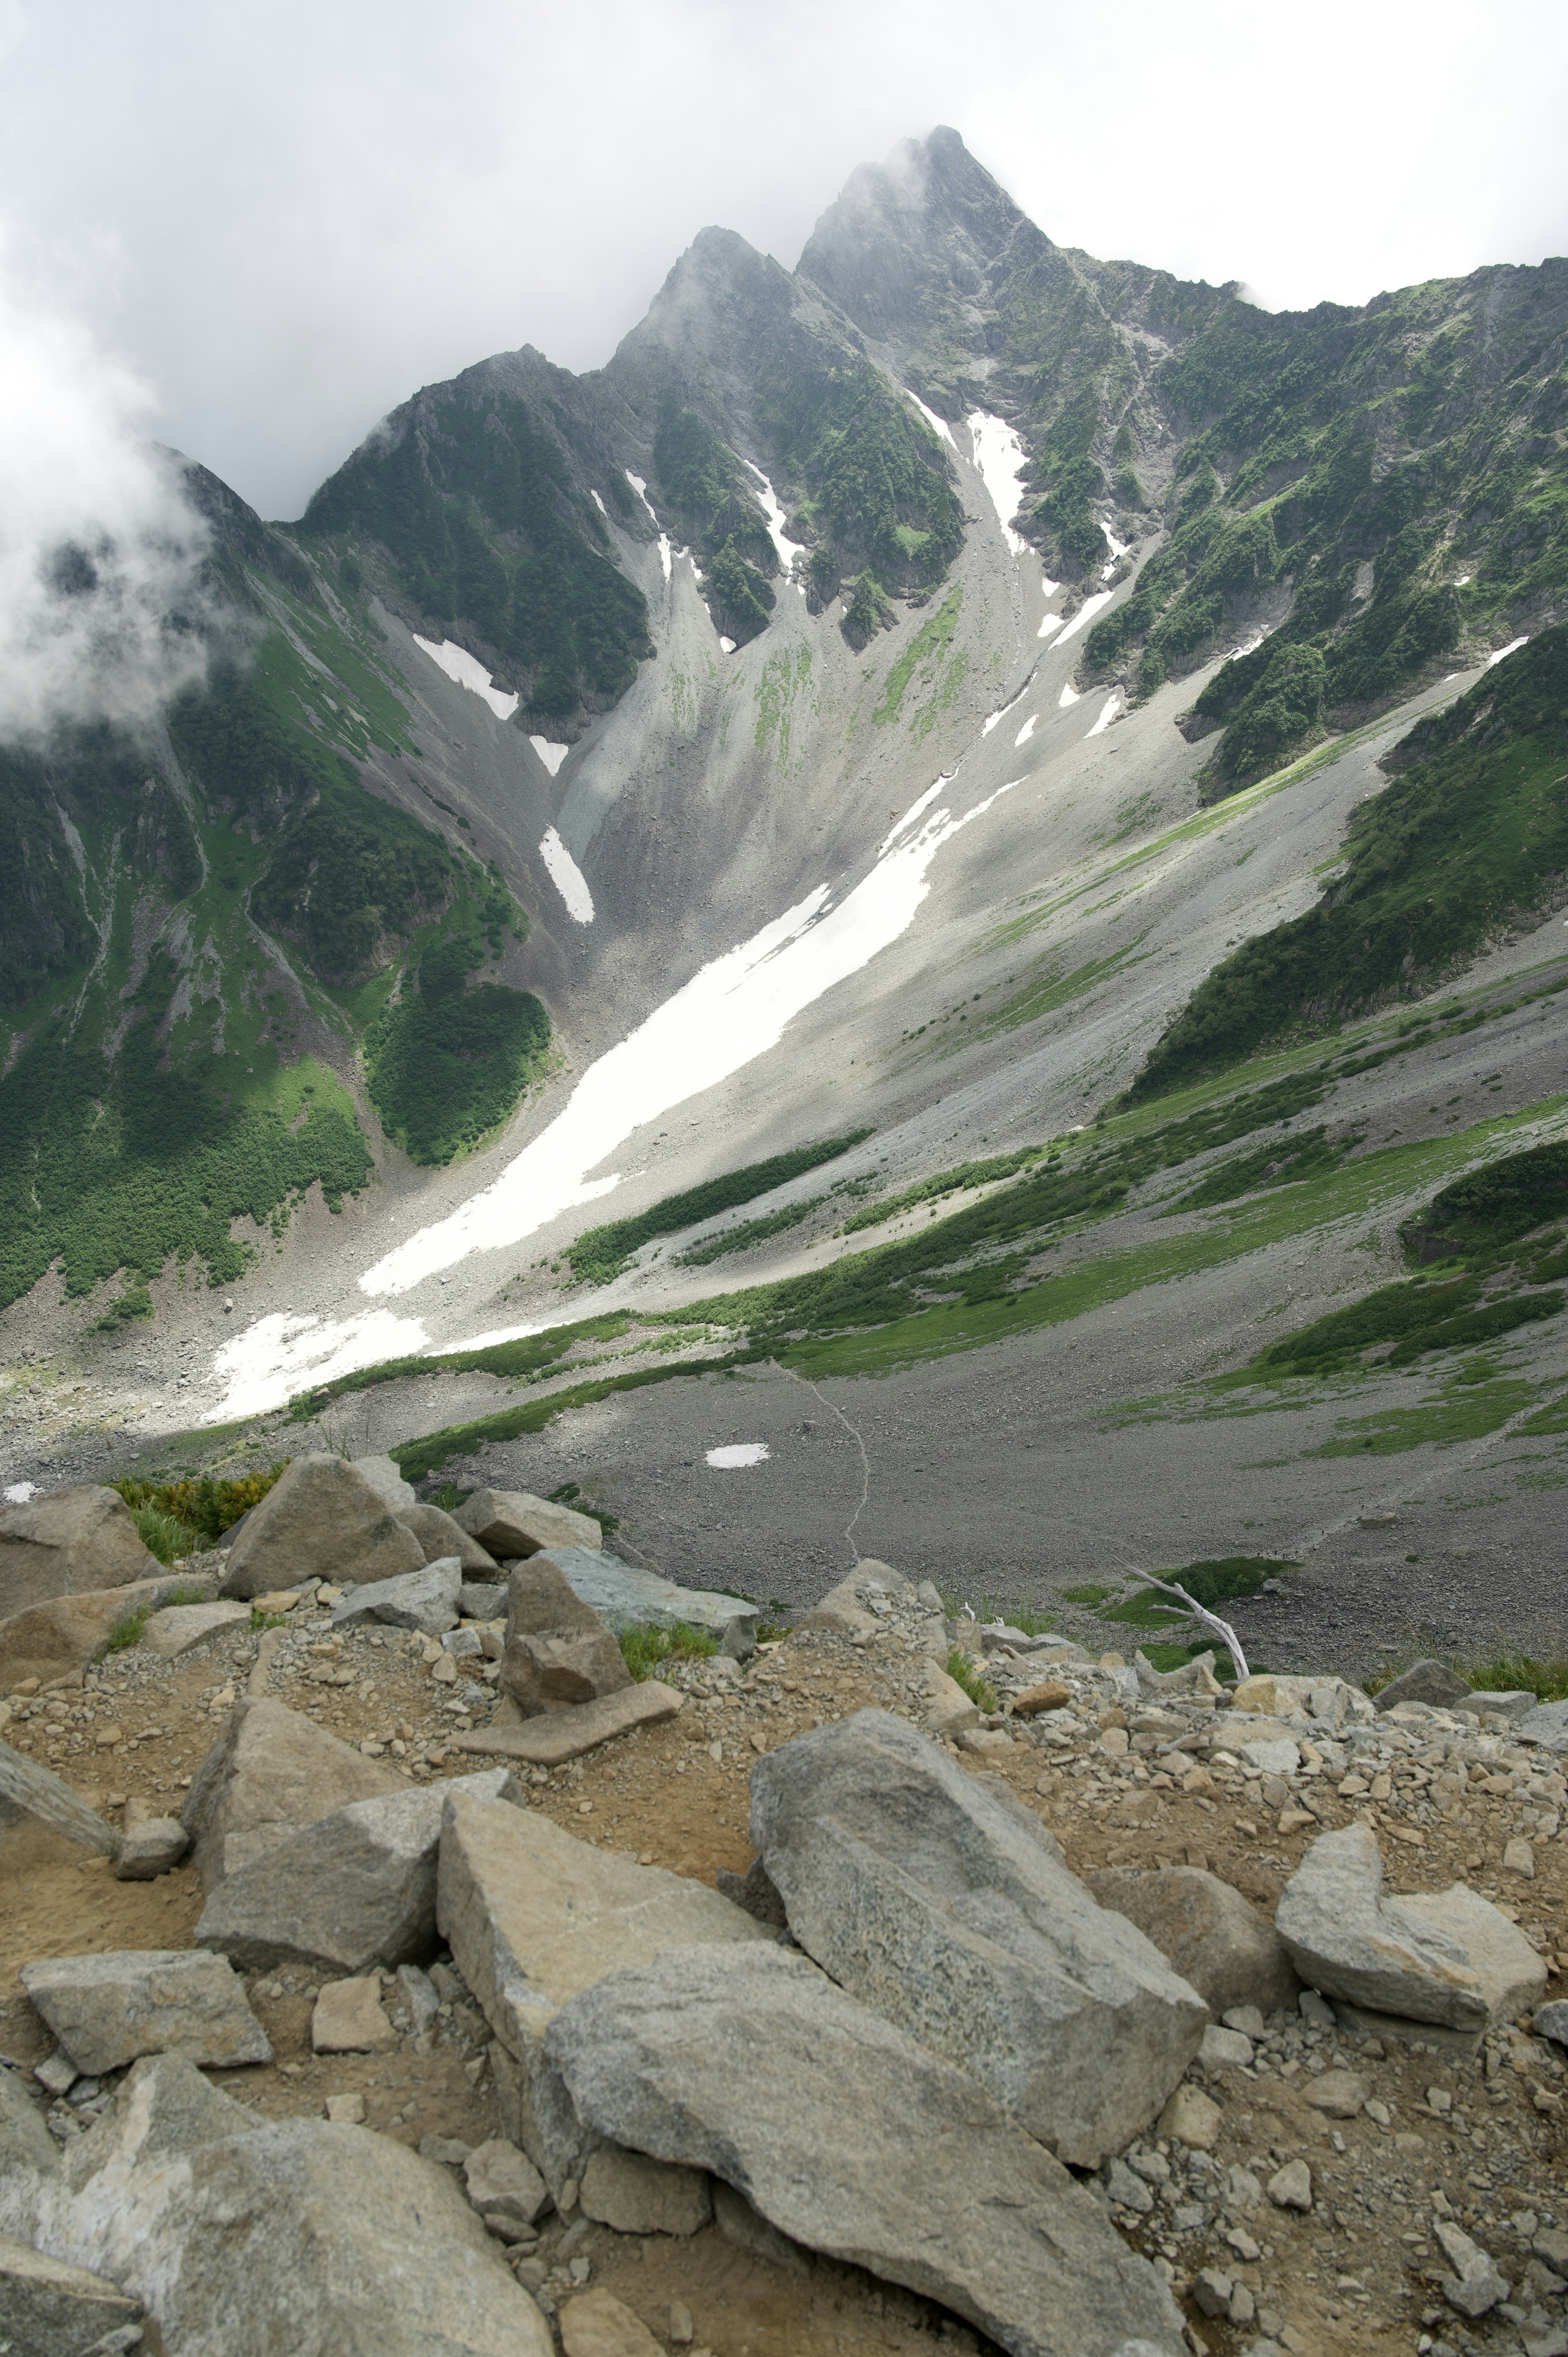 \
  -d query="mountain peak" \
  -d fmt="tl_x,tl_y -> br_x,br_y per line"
797,126 -> 1043,348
